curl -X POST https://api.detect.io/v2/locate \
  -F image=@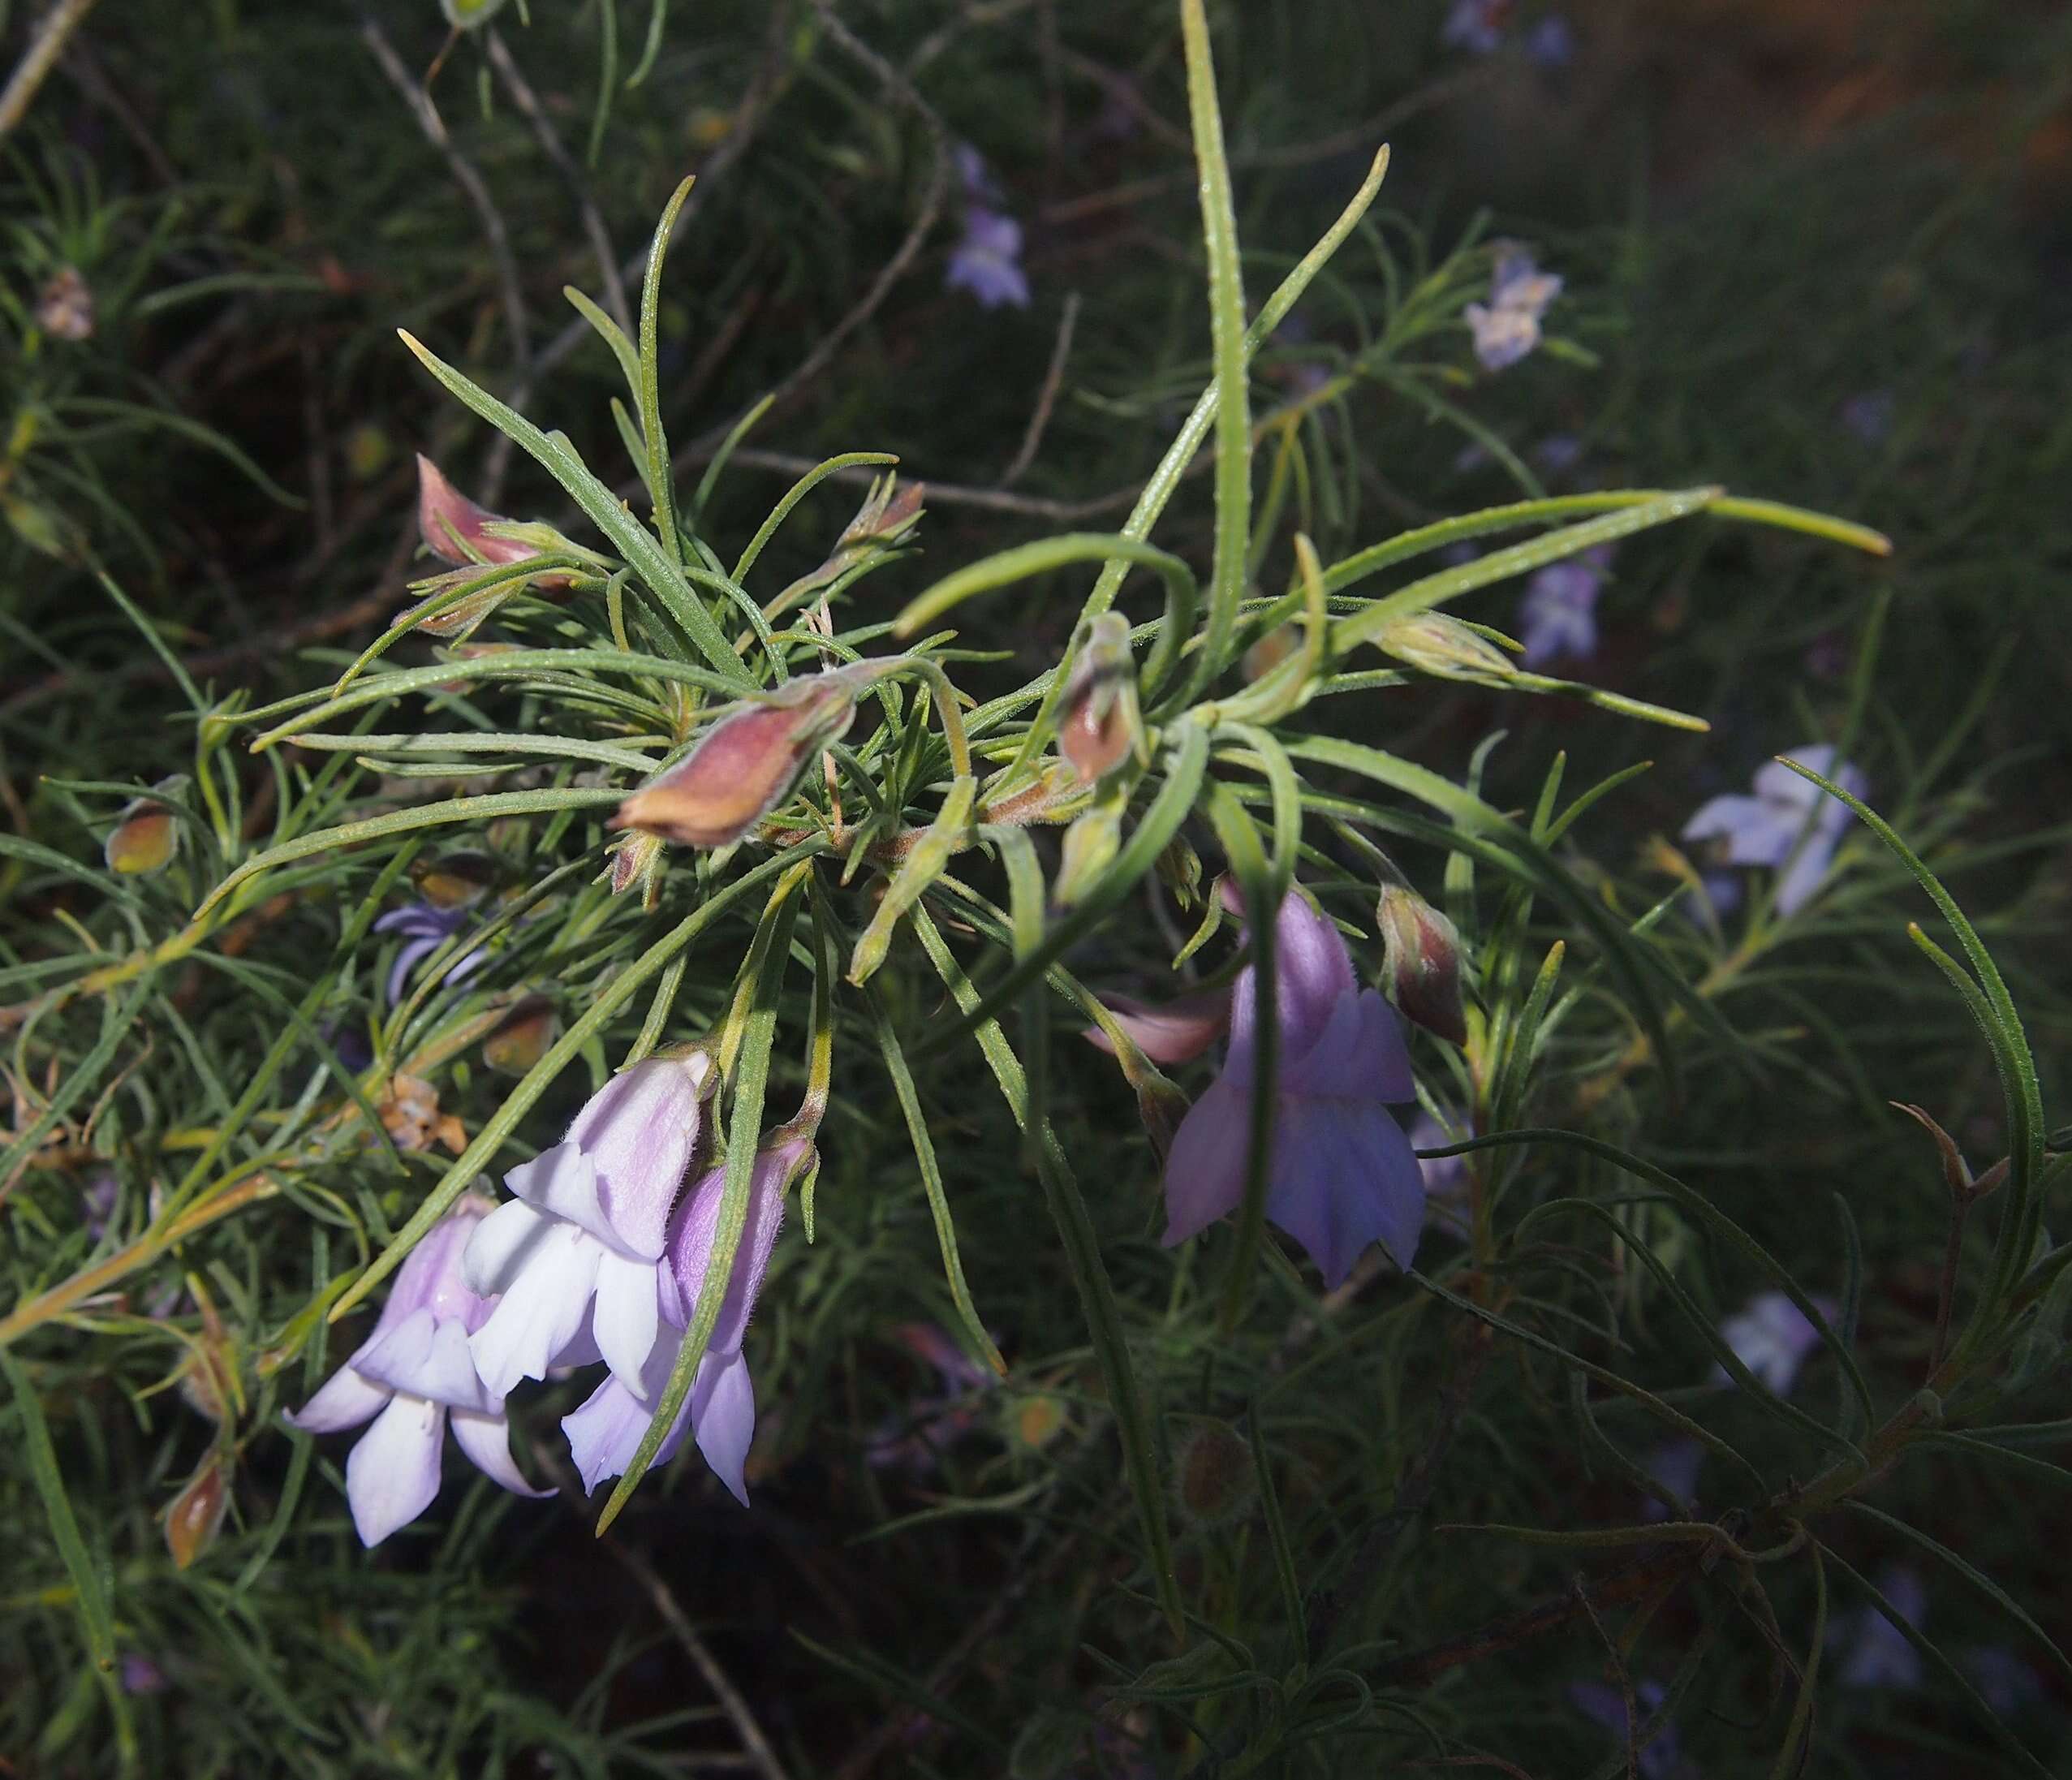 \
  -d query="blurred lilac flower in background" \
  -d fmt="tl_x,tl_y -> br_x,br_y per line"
1527,13 -> 1577,68
865,1322 -> 999,1472
1641,1438 -> 1703,1521
1466,244 -> 1563,371
465,1054 -> 713,1398
1411,1110 -> 1472,1236
1532,432 -> 1585,475
119,1654 -> 170,1696
374,902 -> 487,1006
1833,1567 -> 1927,1690
1162,890 -> 1425,1287
1965,1647 -> 2044,1717
1841,390 -> 1896,446
81,1169 -> 118,1240
1715,1289 -> 1833,1395
289,1195 -> 549,1547
945,144 -> 1030,310
1517,545 -> 1611,667
1441,0 -> 1506,55
1682,746 -> 1867,917
562,1127 -> 808,1504
1569,1679 -> 1678,1779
